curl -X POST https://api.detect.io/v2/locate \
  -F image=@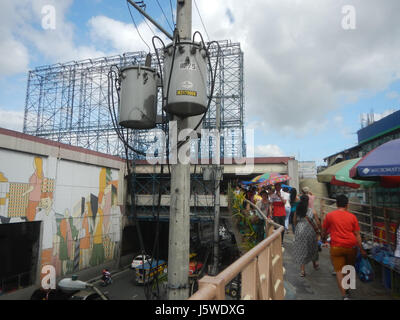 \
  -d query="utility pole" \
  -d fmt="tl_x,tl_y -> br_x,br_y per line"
211,95 -> 221,275
167,0 -> 193,300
